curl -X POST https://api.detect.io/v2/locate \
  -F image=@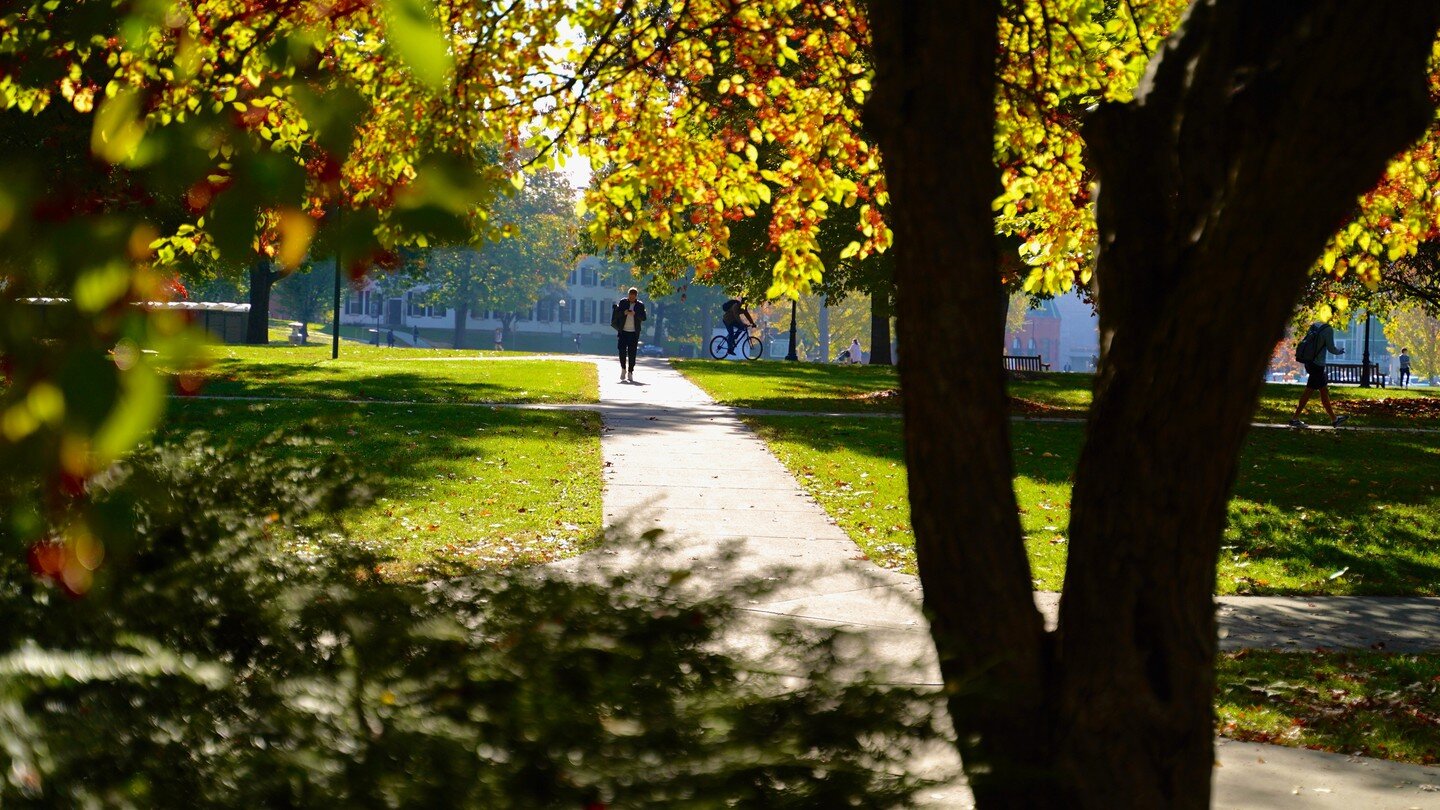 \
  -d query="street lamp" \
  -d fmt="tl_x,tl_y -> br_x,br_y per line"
558,298 -> 568,349
785,298 -> 799,361
1360,308 -> 1374,388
